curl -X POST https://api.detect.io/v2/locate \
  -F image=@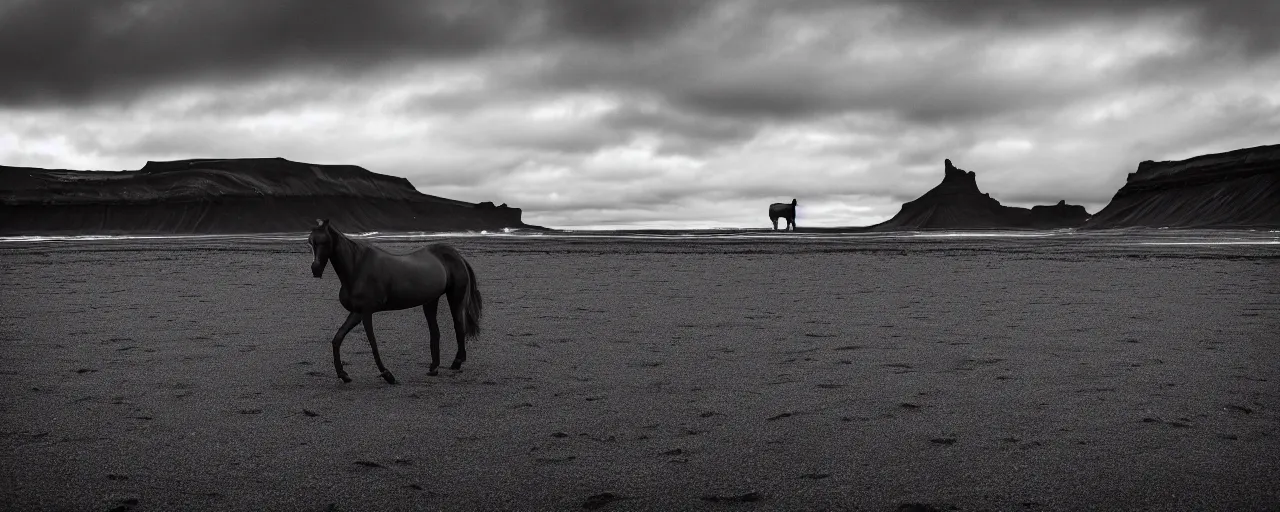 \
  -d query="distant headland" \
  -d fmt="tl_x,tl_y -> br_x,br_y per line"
800,143 -> 1278,233
0,158 -> 543,235
1083,144 -> 1280,229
